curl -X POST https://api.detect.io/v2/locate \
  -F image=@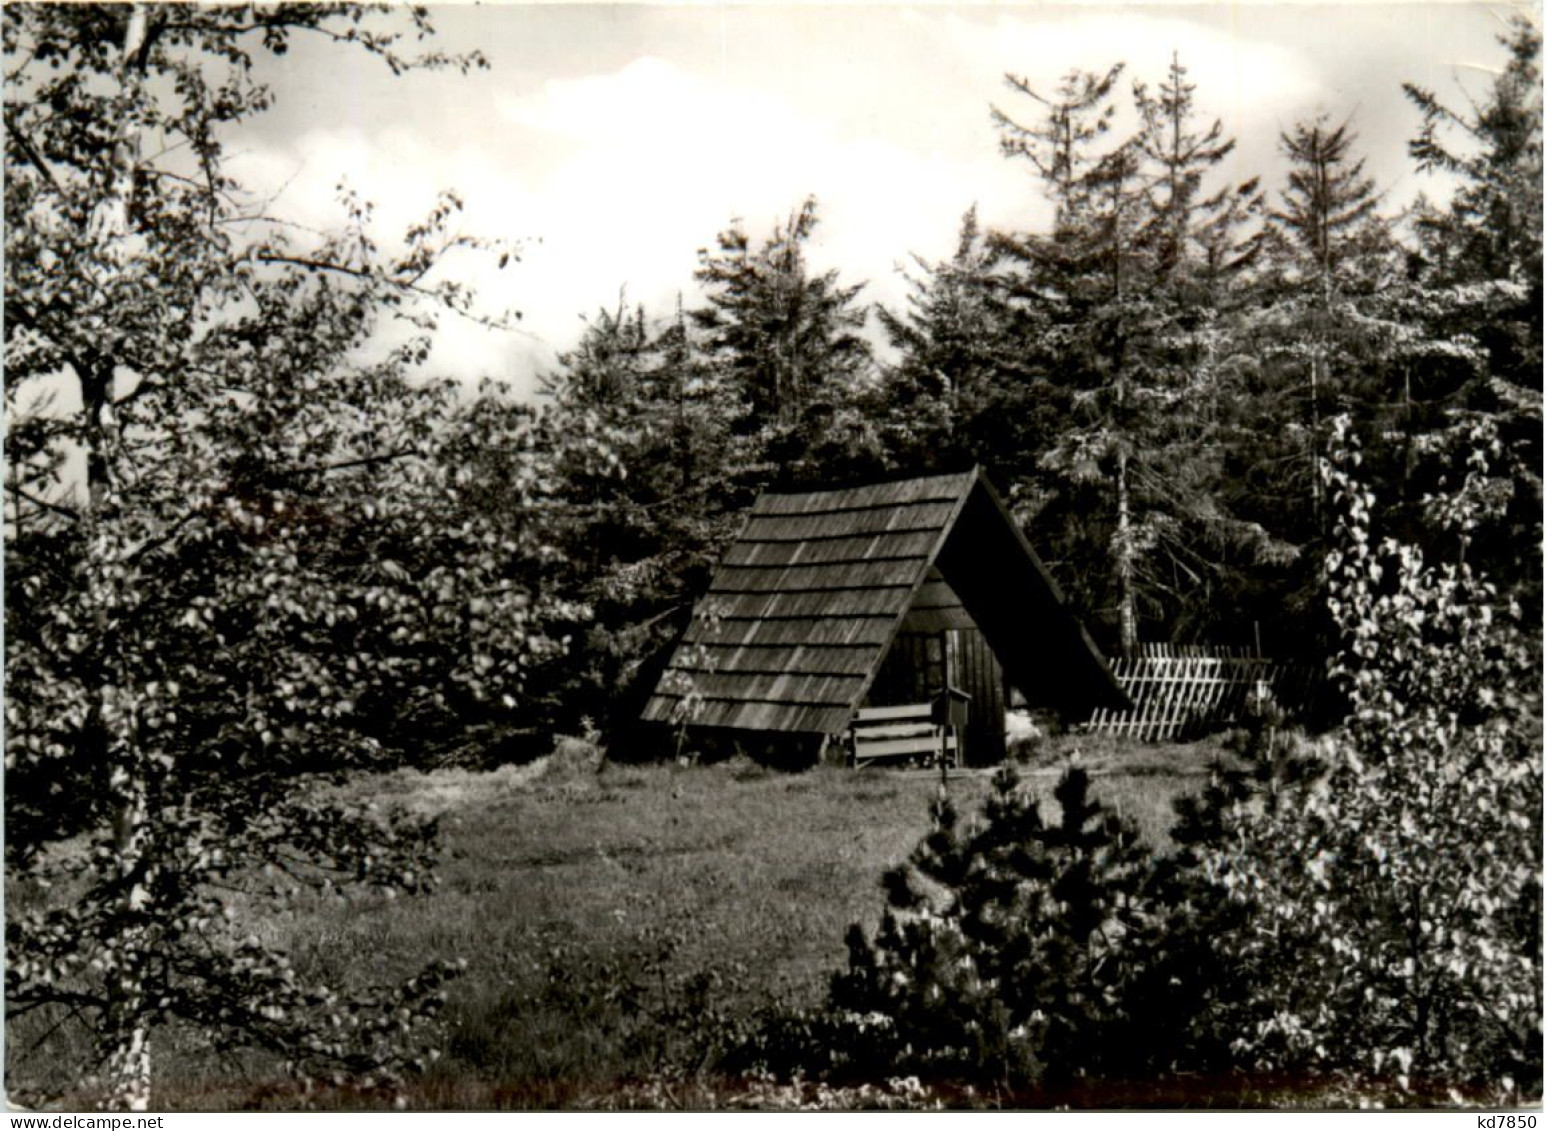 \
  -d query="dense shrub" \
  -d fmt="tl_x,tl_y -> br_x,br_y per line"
818,766 -> 1181,1102
1197,423 -> 1542,1103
